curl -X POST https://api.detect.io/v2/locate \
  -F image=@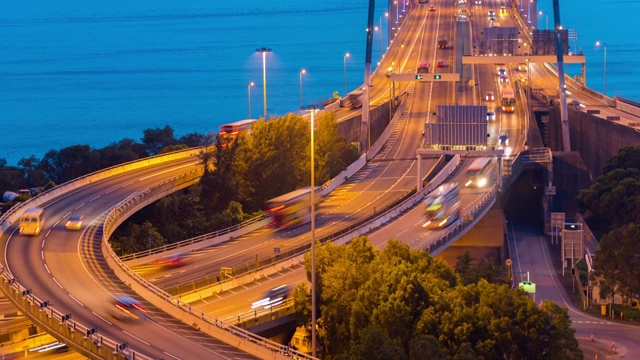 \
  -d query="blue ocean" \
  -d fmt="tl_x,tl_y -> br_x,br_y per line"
1,0 -> 637,166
